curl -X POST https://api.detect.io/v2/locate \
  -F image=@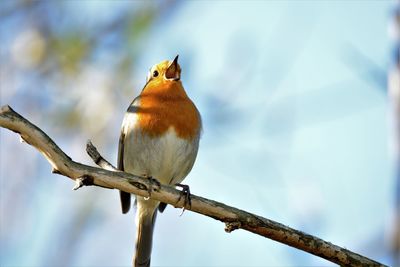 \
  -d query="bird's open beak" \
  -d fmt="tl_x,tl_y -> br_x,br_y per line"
165,55 -> 180,81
